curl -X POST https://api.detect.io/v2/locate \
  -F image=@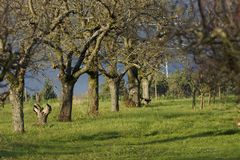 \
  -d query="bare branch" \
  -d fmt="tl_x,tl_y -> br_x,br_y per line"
28,0 -> 37,16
